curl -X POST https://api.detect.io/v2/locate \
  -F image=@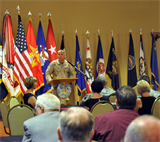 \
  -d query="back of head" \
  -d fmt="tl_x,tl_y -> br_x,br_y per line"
36,93 -> 60,111
138,75 -> 150,84
91,79 -> 104,93
96,74 -> 107,86
124,115 -> 160,142
116,85 -> 137,109
59,107 -> 94,141
137,80 -> 150,95
24,76 -> 37,89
